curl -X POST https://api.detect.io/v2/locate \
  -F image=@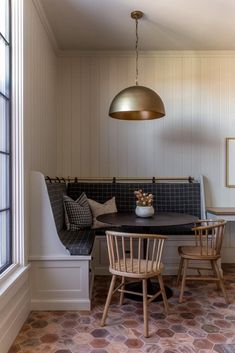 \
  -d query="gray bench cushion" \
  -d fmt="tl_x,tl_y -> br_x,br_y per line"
59,228 -> 95,255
